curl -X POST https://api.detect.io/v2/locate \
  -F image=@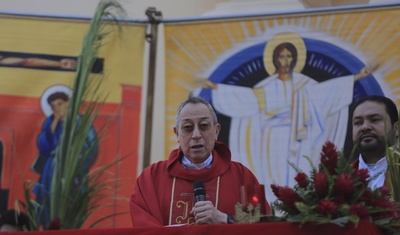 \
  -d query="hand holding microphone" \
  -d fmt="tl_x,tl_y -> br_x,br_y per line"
191,181 -> 233,224
194,180 -> 206,202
